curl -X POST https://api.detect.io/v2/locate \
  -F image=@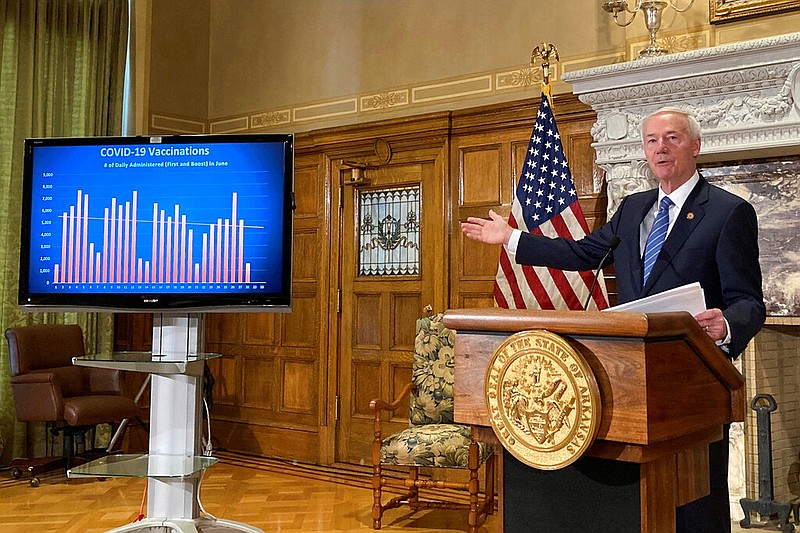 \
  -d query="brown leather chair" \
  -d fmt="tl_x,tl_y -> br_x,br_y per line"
5,324 -> 139,486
